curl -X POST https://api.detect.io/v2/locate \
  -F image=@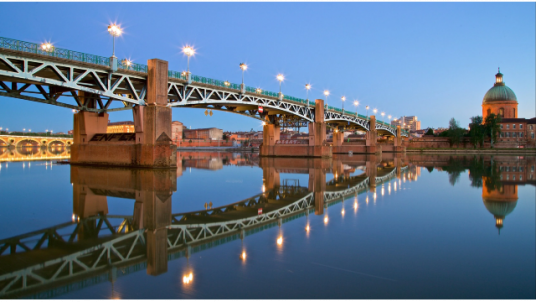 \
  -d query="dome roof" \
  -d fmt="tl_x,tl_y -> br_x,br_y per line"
483,200 -> 517,218
482,69 -> 517,104
483,85 -> 517,104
